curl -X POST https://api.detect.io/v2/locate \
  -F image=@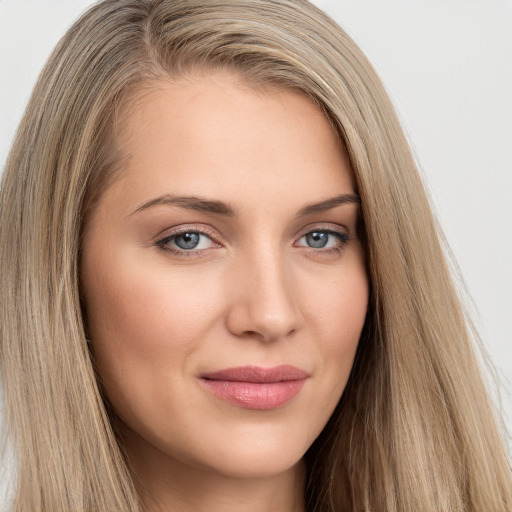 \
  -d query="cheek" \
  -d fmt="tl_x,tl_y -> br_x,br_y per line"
310,254 -> 368,341
81,249 -> 224,399
304,255 -> 369,393
86,254 -> 215,340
